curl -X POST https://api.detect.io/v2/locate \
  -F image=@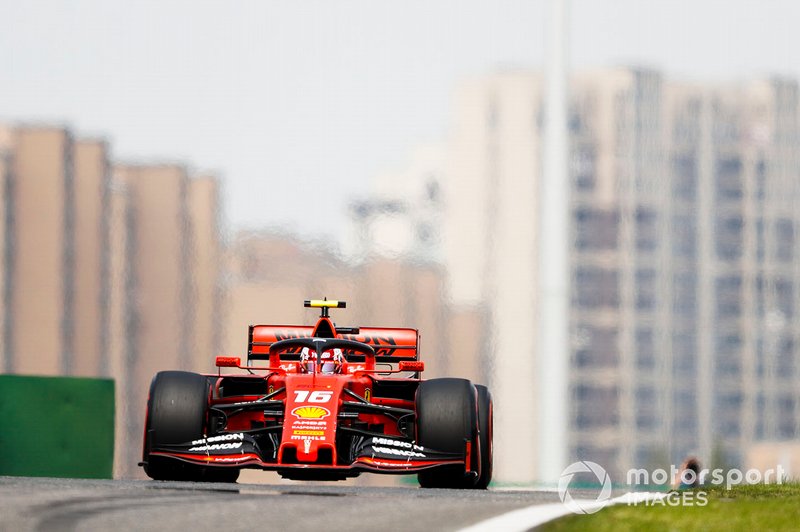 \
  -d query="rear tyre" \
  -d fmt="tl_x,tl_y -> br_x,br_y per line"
416,378 -> 478,489
474,385 -> 493,489
143,371 -> 239,483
